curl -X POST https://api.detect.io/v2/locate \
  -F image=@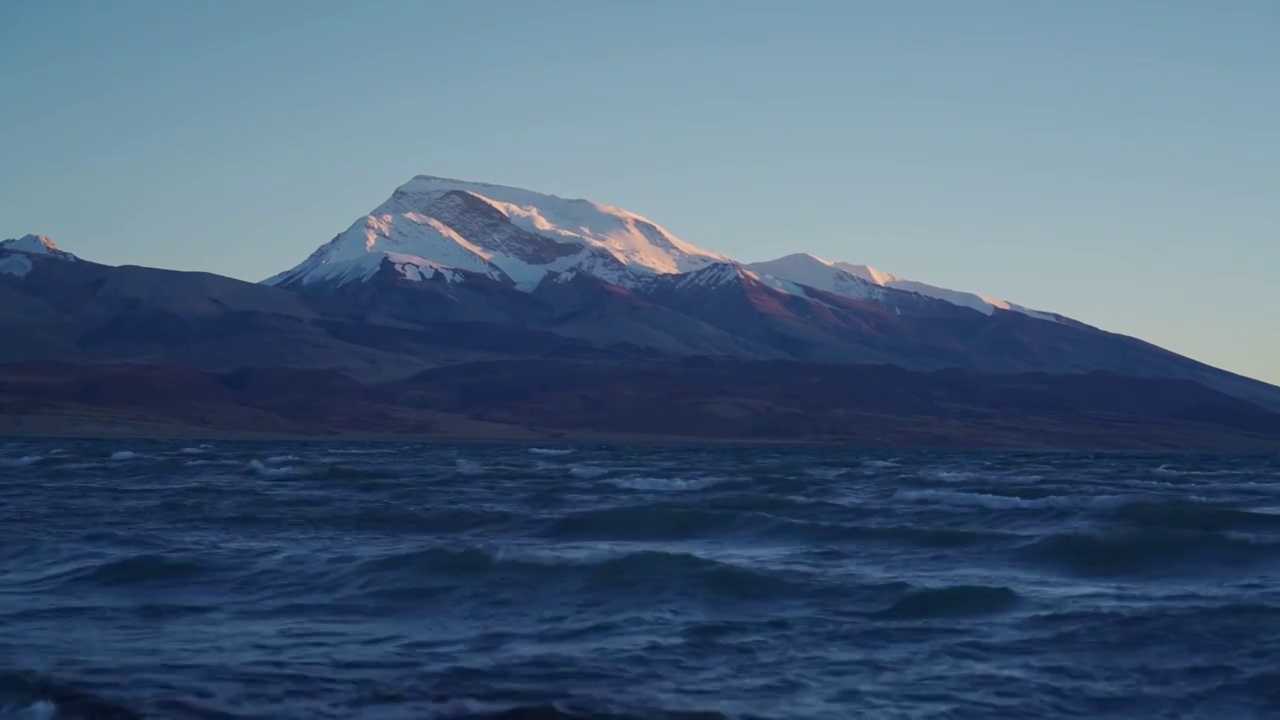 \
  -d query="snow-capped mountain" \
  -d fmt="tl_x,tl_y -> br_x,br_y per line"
746,253 -> 1058,321
264,175 -> 727,291
7,179 -> 1280,415
266,176 -> 1066,327
0,234 -> 80,277
0,234 -> 78,260
743,253 -> 889,303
